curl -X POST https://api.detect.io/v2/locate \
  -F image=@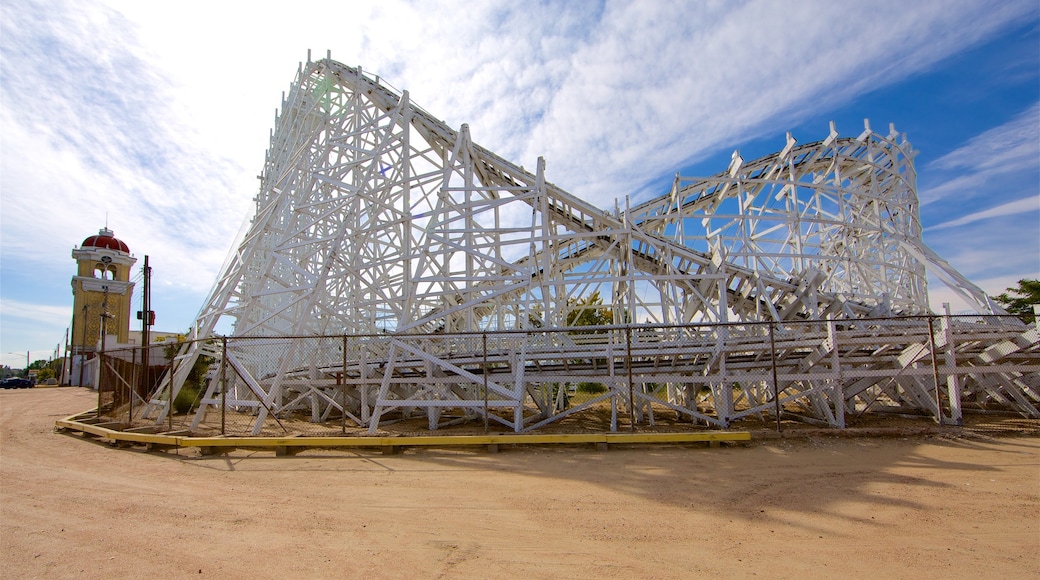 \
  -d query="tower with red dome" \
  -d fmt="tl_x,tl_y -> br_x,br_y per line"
69,227 -> 137,386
